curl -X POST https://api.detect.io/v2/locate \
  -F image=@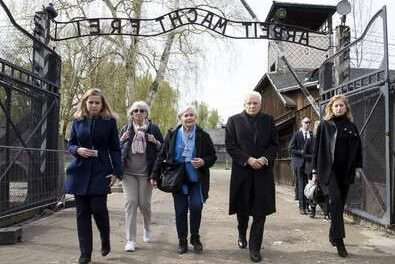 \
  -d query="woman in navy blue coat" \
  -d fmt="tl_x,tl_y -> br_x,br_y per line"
66,88 -> 123,264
